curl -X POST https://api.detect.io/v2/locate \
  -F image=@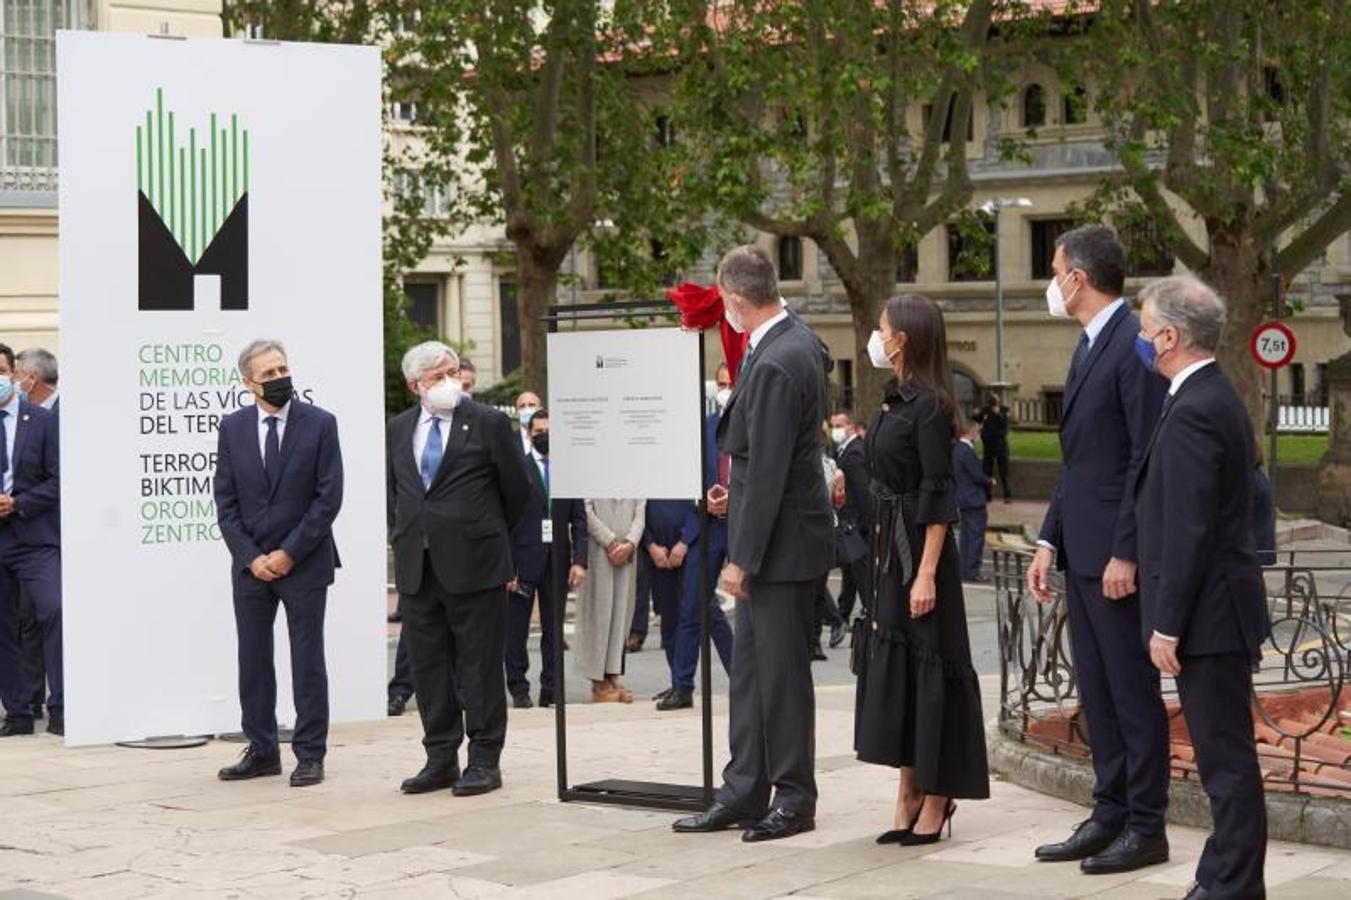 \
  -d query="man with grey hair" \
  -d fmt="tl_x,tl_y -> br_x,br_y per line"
15,349 -> 58,412
387,340 -> 531,798
1134,275 -> 1269,900
673,245 -> 833,842
215,339 -> 344,787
